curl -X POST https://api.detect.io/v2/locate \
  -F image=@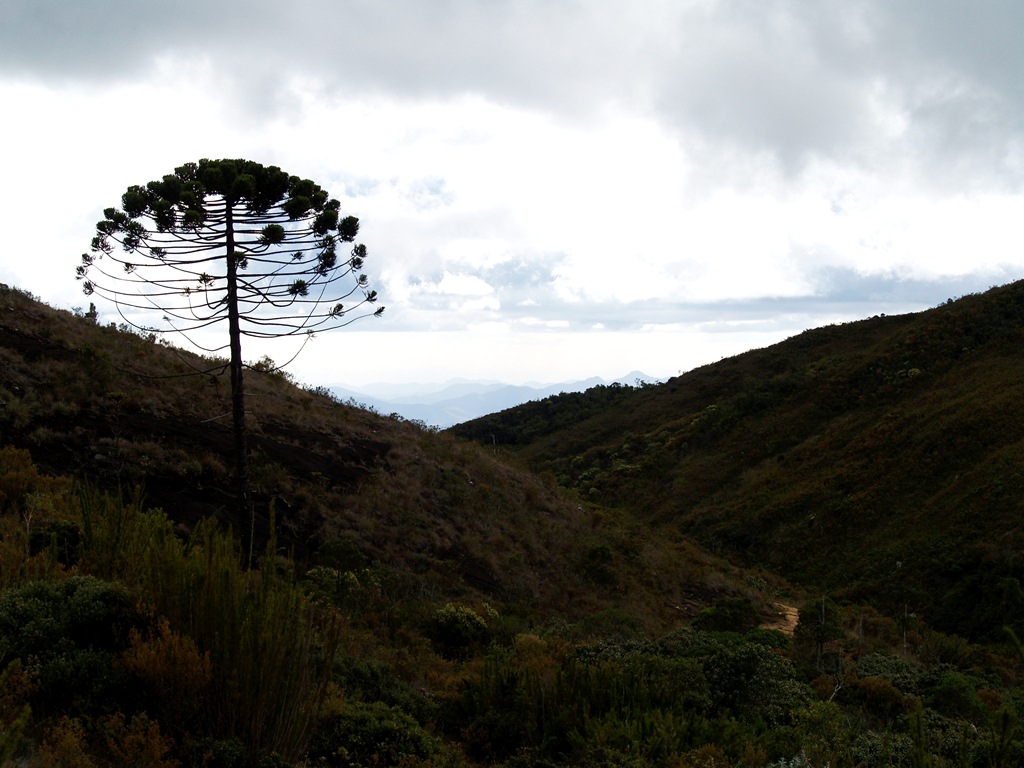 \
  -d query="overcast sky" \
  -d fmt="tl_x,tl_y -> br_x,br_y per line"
2,1 -> 1023,387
